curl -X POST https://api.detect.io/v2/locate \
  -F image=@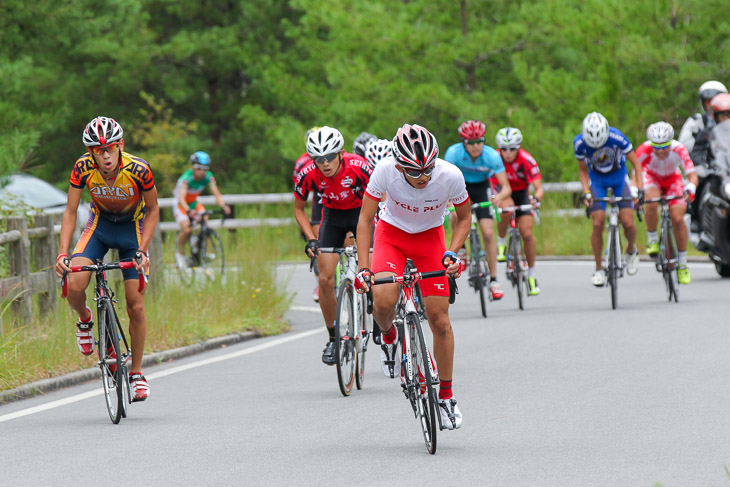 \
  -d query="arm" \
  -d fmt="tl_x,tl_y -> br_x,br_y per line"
492,171 -> 511,205
531,178 -> 545,202
55,186 -> 82,277
626,151 -> 643,189
448,200 -> 472,254
577,158 -> 592,206
178,182 -> 190,212
356,196 -> 379,270
137,187 -> 159,272
209,180 -> 231,215
294,197 -> 316,241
